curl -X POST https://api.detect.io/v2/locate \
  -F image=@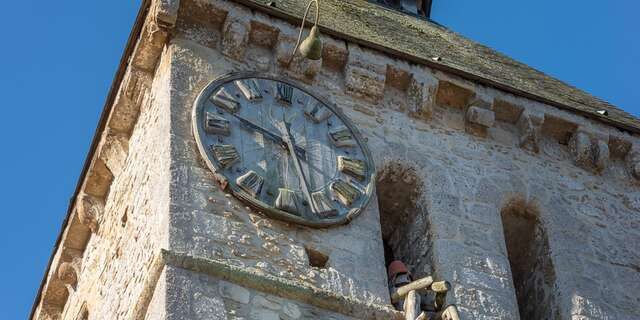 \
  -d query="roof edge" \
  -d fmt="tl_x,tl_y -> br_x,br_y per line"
234,0 -> 639,134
